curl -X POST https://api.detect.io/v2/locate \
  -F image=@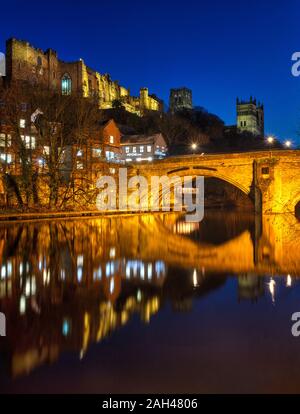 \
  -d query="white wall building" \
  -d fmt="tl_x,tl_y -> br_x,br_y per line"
120,133 -> 167,163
